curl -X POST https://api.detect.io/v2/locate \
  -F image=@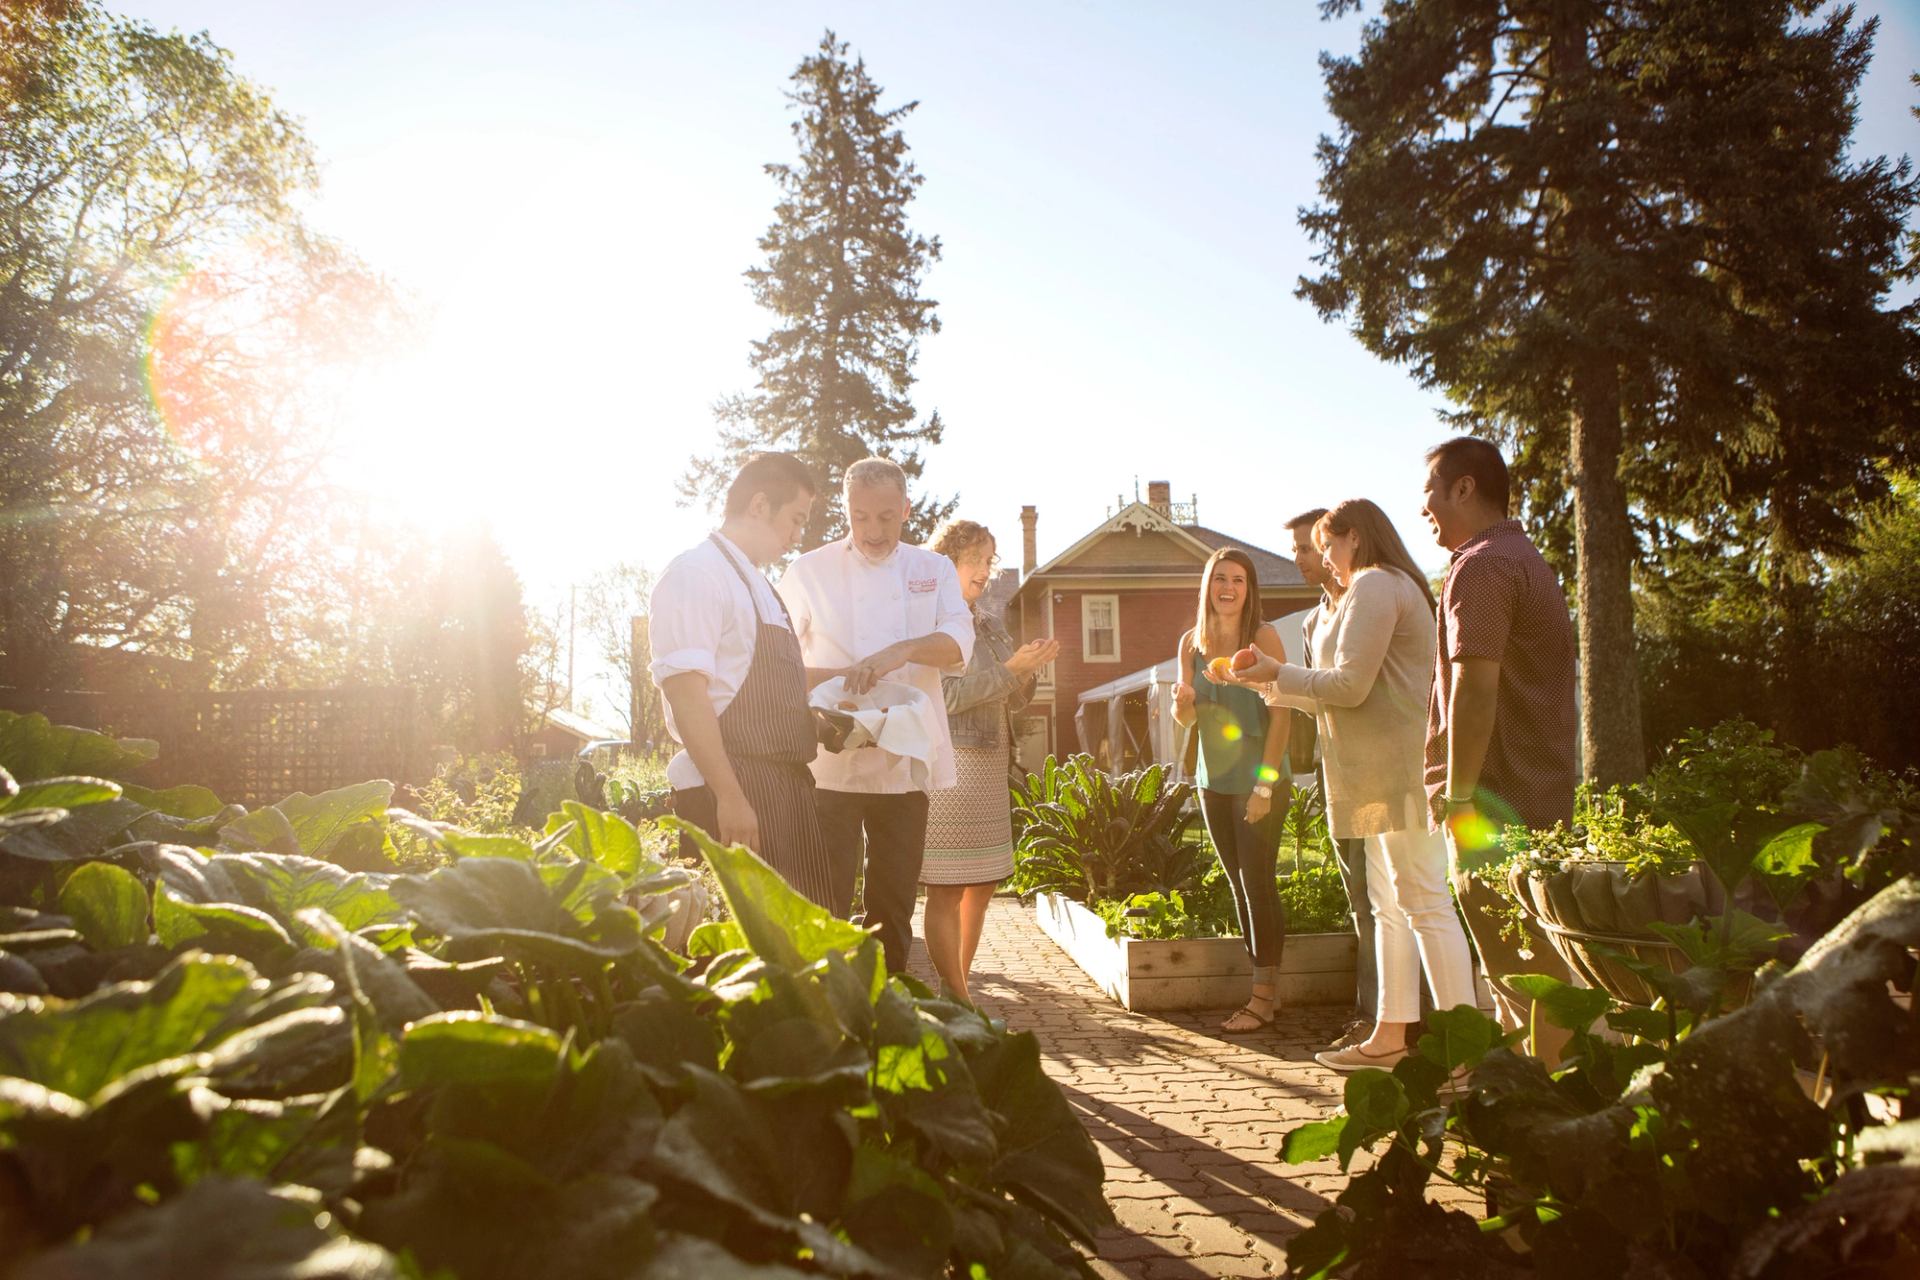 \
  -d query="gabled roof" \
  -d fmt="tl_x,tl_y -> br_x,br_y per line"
1025,502 -> 1215,579
1181,525 -> 1306,588
1020,502 -> 1306,590
543,707 -> 623,743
